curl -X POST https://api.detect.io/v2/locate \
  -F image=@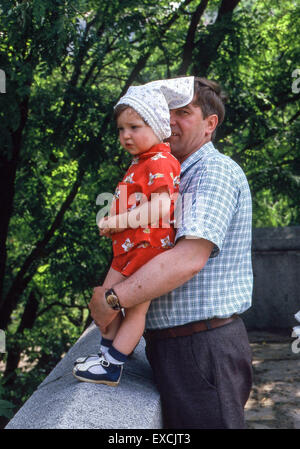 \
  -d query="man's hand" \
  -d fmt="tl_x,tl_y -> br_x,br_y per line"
88,286 -> 119,334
